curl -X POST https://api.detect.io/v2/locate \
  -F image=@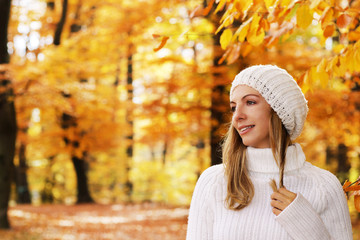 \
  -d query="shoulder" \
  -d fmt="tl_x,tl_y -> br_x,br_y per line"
296,162 -> 346,213
303,162 -> 343,193
190,164 -> 225,203
198,164 -> 225,182
195,164 -> 225,189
